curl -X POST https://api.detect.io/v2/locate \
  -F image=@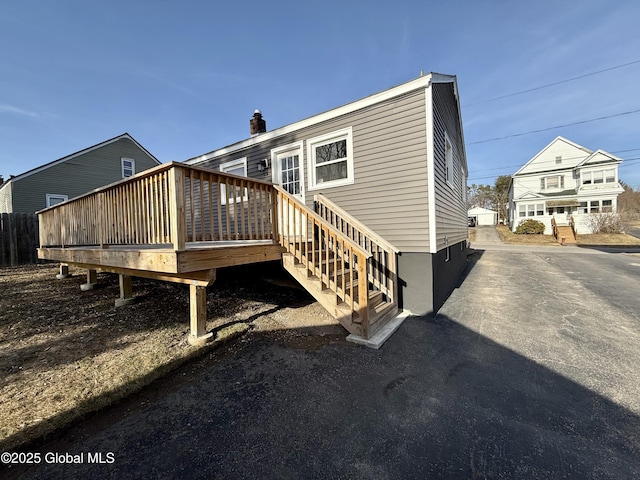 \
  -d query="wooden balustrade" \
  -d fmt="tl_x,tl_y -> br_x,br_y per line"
275,186 -> 371,327
38,162 -> 277,250
314,194 -> 399,307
